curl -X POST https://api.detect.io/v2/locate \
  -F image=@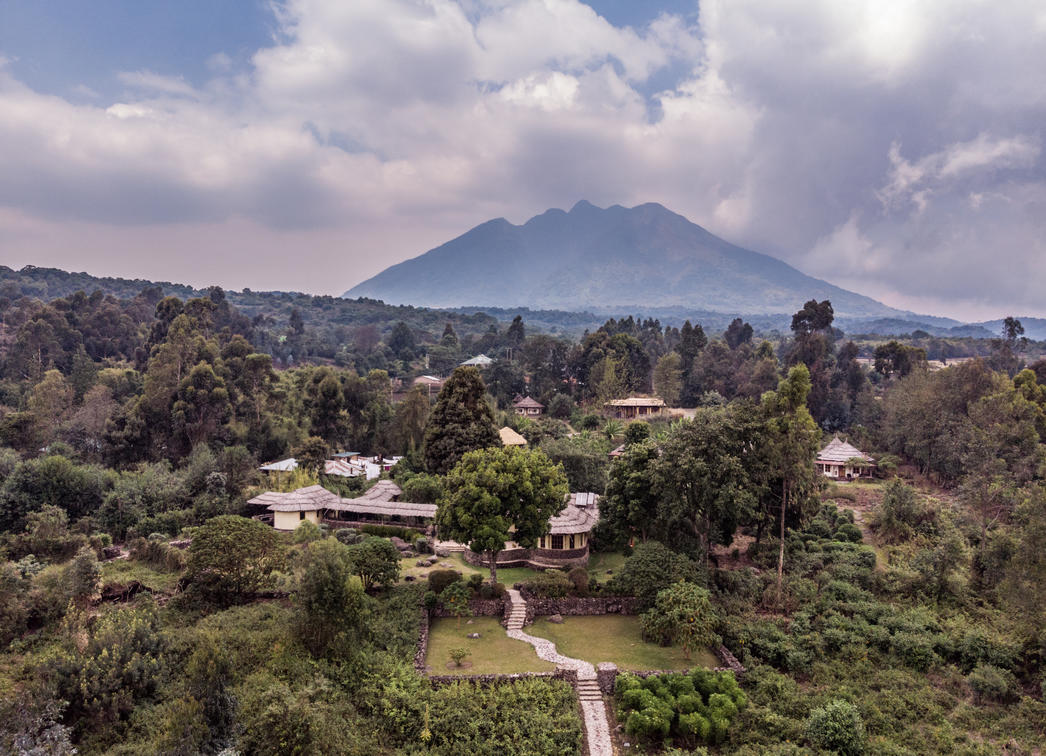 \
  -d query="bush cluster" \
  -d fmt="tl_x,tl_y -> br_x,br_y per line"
615,670 -> 746,748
